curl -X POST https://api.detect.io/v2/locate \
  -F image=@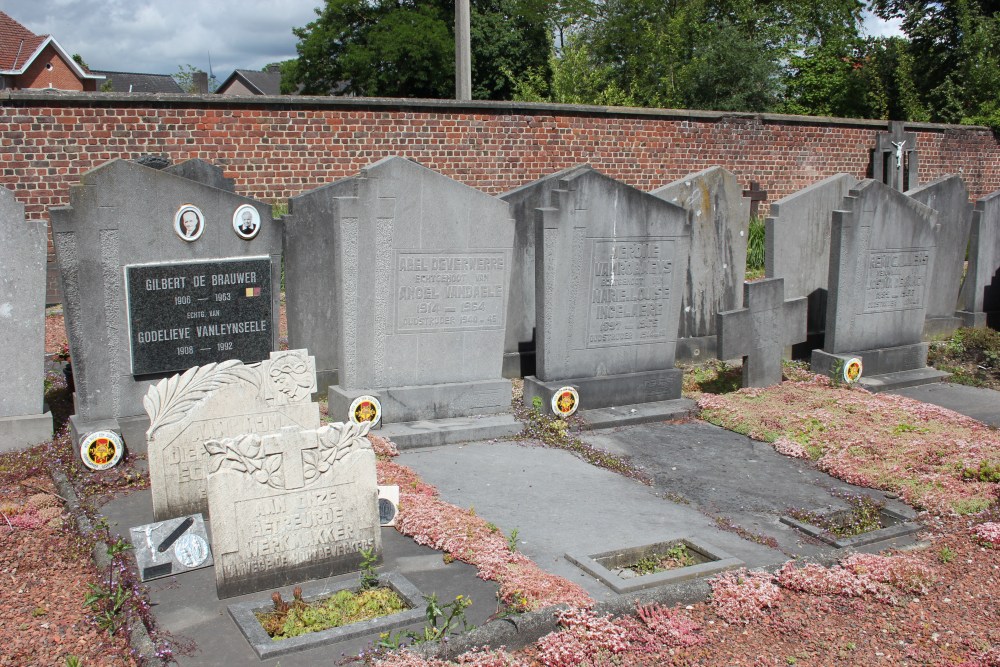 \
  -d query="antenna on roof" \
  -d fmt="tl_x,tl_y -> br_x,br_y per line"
207,51 -> 214,86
